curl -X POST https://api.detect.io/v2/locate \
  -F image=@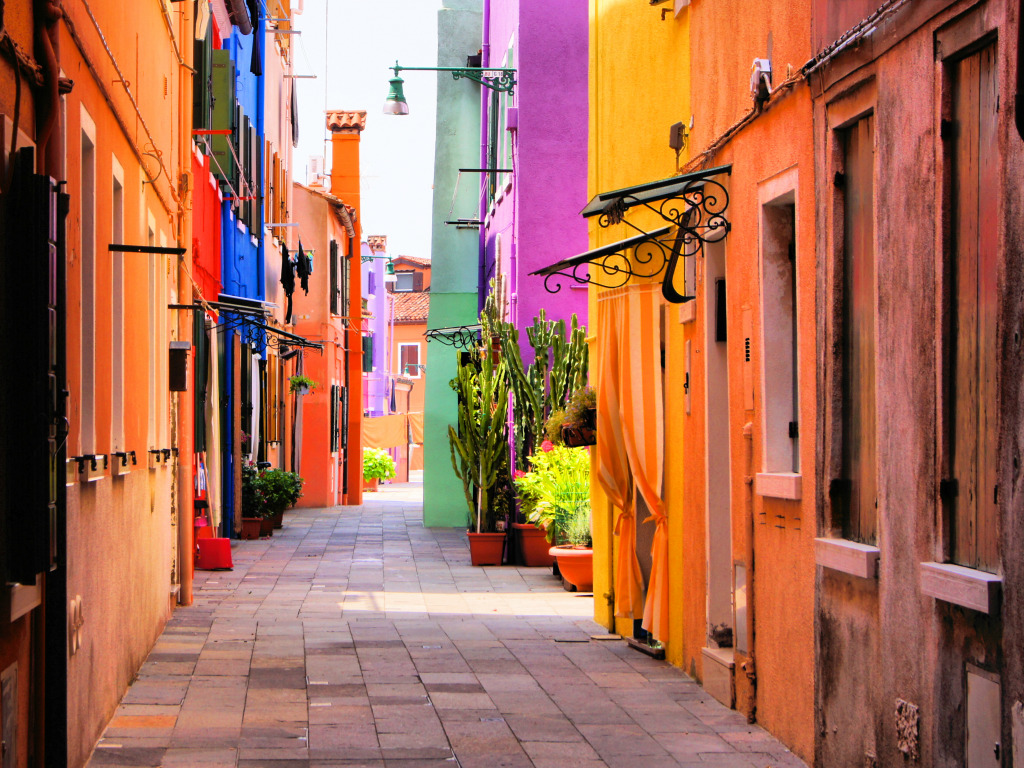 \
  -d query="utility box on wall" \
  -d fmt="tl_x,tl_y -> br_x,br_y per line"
169,341 -> 191,391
